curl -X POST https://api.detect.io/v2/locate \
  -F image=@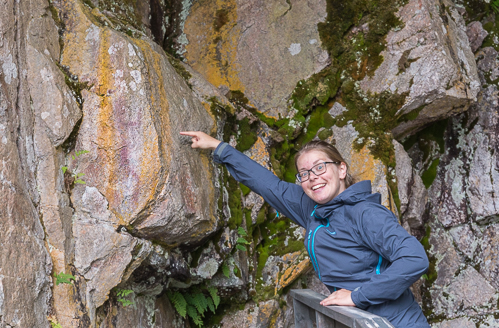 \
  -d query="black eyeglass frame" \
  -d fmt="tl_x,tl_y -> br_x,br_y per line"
295,161 -> 340,183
